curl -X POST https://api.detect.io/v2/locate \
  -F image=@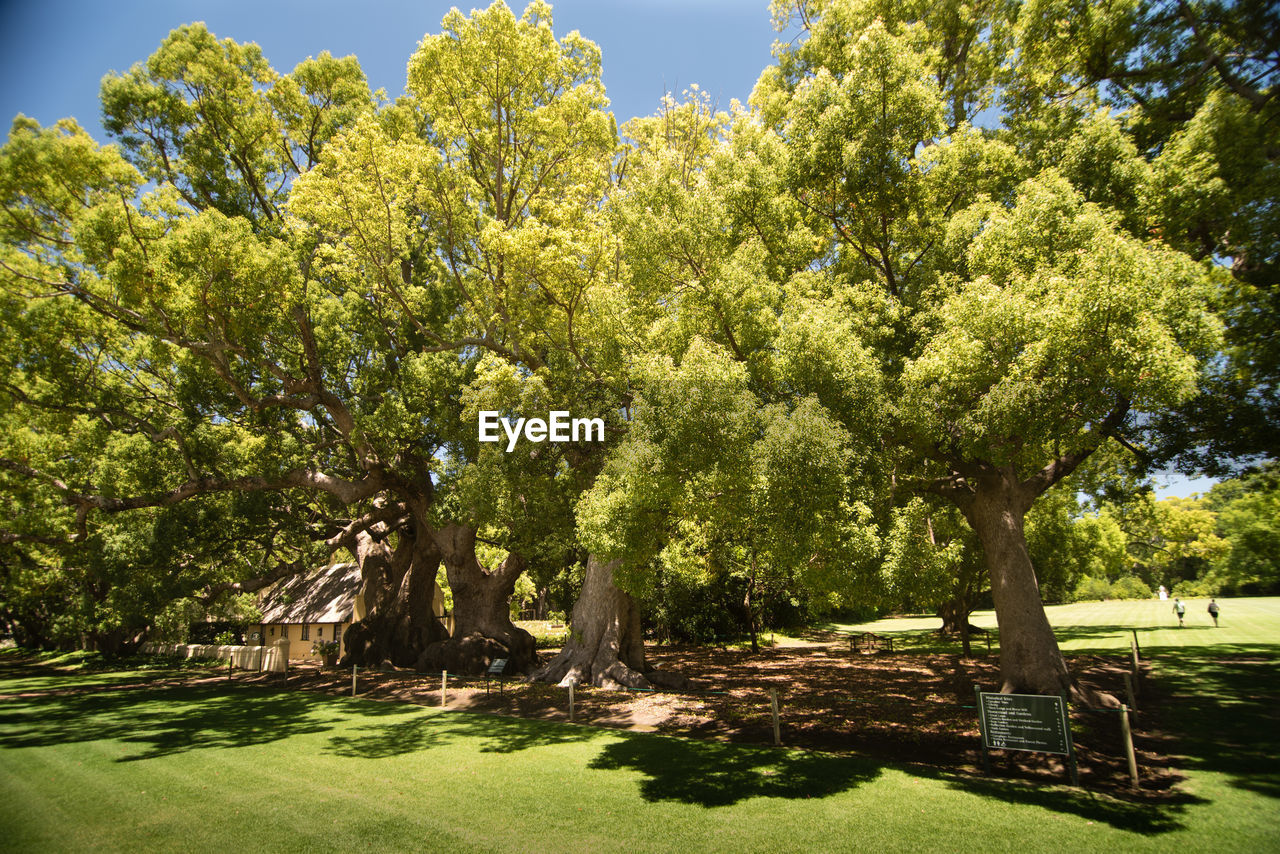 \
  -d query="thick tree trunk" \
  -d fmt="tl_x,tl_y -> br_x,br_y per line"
937,597 -> 969,634
958,479 -> 1073,696
533,555 -> 651,689
342,527 -> 449,668
928,513 -> 980,655
89,626 -> 148,656
937,597 -> 975,657
744,556 -> 760,654
417,523 -> 537,674
937,569 -> 989,658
